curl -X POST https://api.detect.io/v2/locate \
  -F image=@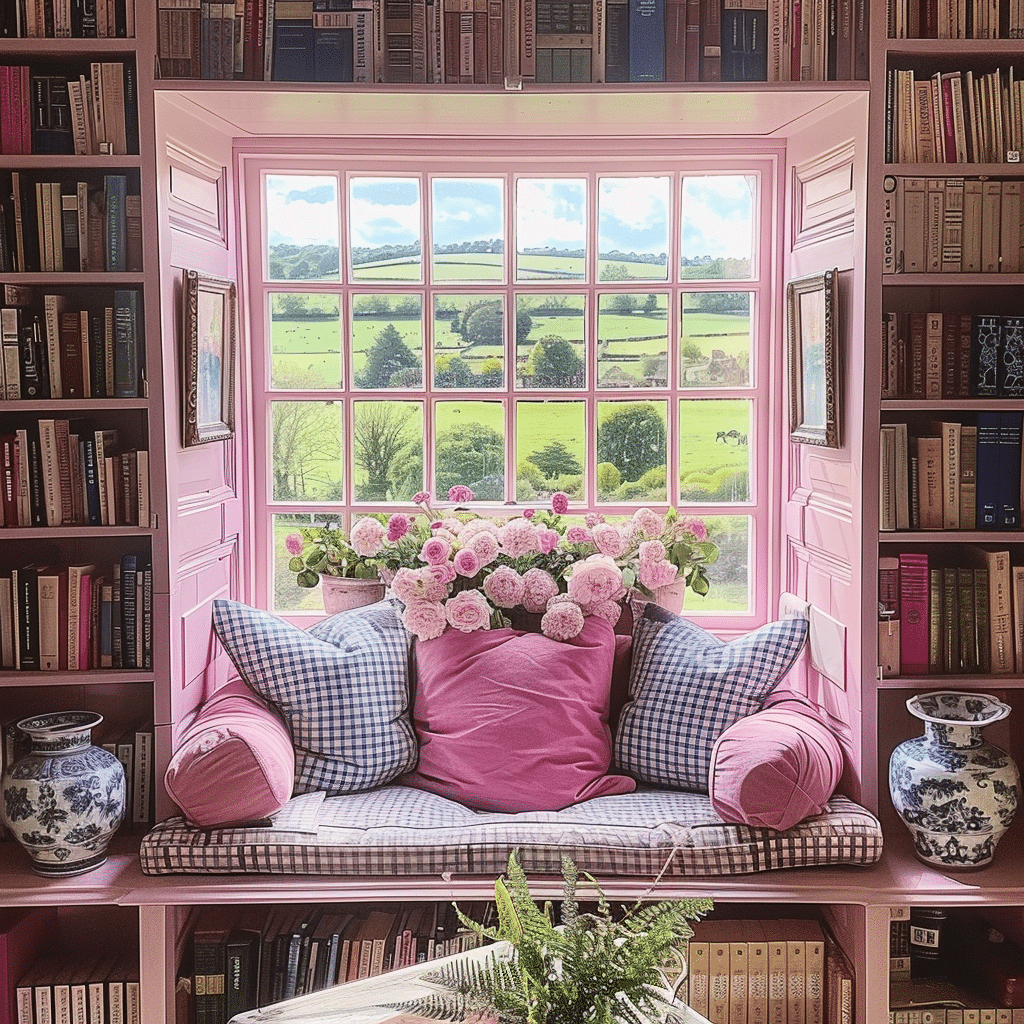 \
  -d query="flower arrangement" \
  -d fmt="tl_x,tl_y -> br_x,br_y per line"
284,522 -> 384,586
285,488 -> 719,642
389,851 -> 713,1024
